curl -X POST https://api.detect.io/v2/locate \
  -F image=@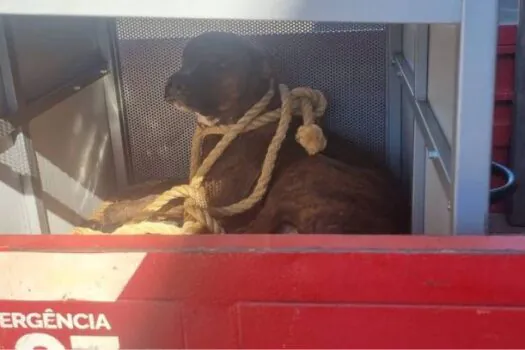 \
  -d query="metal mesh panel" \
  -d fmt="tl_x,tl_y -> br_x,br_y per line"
0,131 -> 31,177
116,18 -> 387,183
0,119 -> 14,138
